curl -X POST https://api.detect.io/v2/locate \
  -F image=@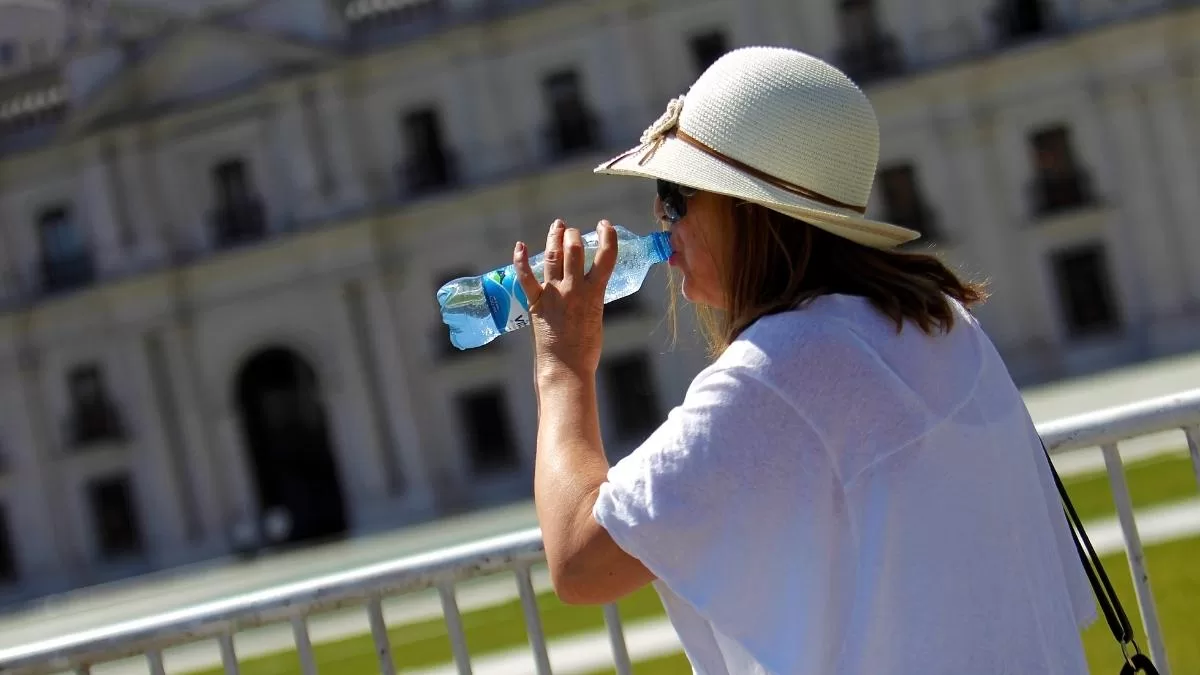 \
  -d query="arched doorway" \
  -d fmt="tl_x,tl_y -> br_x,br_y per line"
235,347 -> 347,545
